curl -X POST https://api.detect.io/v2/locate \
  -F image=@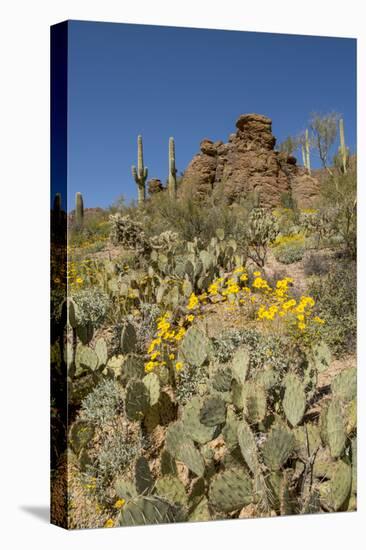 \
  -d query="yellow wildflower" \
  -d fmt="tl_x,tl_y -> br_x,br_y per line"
76,277 -> 83,284
187,293 -> 199,310
240,273 -> 248,282
114,499 -> 125,509
175,361 -> 184,371
253,271 -> 261,277
314,316 -> 325,324
104,519 -> 114,528
186,314 -> 195,323
168,353 -> 175,360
